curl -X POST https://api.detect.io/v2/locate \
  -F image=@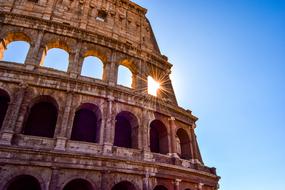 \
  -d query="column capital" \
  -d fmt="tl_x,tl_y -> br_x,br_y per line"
174,178 -> 182,185
168,116 -> 175,121
107,96 -> 115,102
